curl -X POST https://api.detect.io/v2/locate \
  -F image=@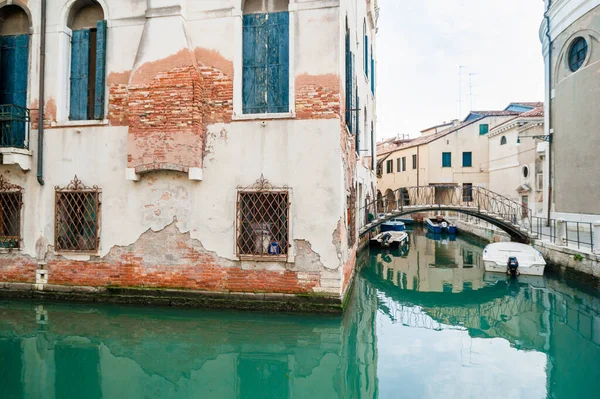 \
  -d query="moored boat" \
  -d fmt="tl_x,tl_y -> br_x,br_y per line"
426,216 -> 457,234
370,231 -> 409,248
380,218 -> 406,232
483,242 -> 546,276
